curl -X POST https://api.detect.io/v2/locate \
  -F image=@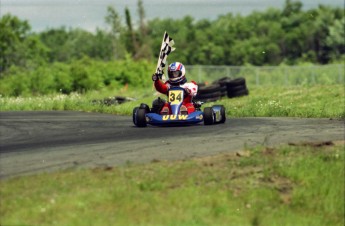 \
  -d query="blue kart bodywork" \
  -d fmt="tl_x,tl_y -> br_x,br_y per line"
145,111 -> 204,126
146,86 -> 203,126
